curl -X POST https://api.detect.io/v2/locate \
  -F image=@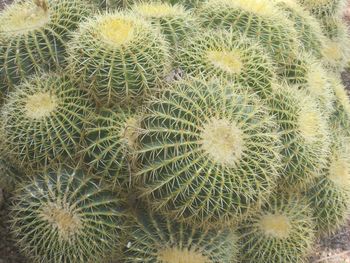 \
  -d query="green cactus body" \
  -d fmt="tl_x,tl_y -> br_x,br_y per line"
320,17 -> 350,73
275,0 -> 325,57
196,0 -> 298,66
132,3 -> 197,49
176,30 -> 276,97
239,194 -> 315,263
297,0 -> 348,18
268,84 -> 330,190
123,209 -> 237,263
10,166 -> 125,263
0,0 -> 93,87
0,74 -> 94,172
92,0 -> 146,10
68,12 -> 170,106
279,54 -> 335,115
83,107 -> 140,188
307,137 -> 350,236
136,78 -> 281,226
